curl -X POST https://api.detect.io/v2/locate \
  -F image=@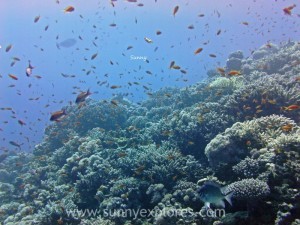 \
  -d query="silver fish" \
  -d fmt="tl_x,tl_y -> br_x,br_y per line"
197,181 -> 233,208
26,60 -> 34,77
